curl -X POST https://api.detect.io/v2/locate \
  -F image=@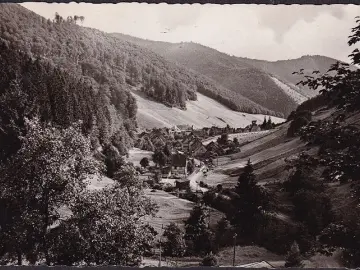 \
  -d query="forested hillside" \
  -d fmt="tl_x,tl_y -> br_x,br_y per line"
0,37 -> 136,161
112,34 -> 302,117
0,28 -> 157,267
113,34 -> 347,118
0,4 -> 277,121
